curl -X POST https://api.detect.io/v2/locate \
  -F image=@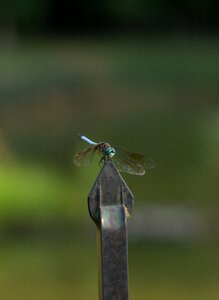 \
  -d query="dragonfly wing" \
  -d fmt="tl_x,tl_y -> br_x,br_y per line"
113,146 -> 154,175
113,154 -> 145,175
74,146 -> 95,166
